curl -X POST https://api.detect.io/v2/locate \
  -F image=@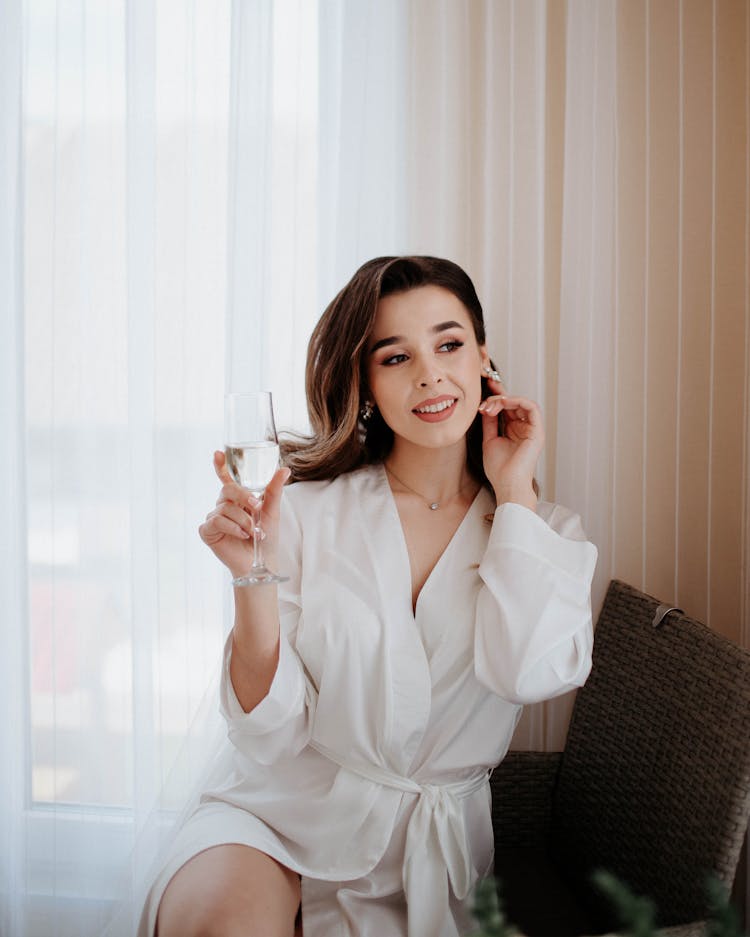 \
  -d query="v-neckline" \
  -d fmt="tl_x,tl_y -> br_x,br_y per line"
377,463 -> 485,618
